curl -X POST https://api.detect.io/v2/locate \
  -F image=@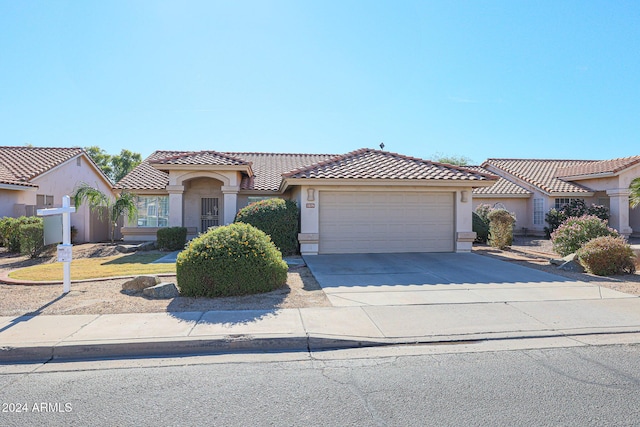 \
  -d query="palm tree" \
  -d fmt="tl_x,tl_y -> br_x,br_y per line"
631,177 -> 640,209
73,182 -> 138,244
